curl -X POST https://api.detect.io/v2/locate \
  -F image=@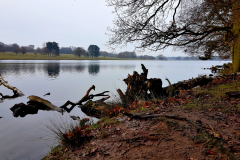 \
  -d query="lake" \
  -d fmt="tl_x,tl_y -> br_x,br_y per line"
0,60 -> 229,160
